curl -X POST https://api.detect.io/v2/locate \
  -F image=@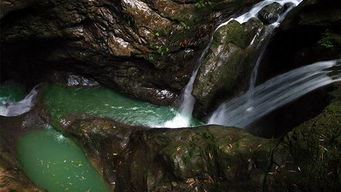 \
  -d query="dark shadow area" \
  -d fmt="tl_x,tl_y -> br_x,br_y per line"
246,85 -> 334,138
